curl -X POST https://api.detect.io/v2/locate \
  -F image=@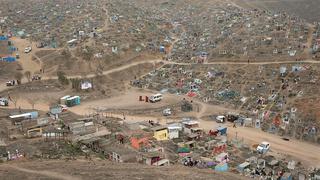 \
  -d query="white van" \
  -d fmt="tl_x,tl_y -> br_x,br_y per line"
149,93 -> 163,103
